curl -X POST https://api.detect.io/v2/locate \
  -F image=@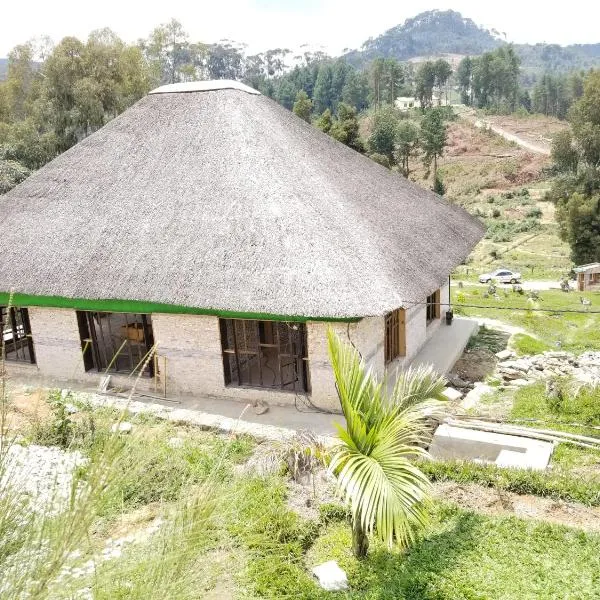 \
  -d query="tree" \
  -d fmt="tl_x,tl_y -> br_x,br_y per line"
456,56 -> 473,105
415,61 -> 436,109
551,130 -> 578,174
433,59 -> 452,104
420,108 -> 447,179
313,63 -> 334,114
395,120 -> 420,177
556,192 -> 600,264
327,329 -> 445,558
292,90 -> 312,122
570,70 -> 600,168
316,108 -> 333,134
329,103 -> 363,152
368,108 -> 399,163
342,70 -> 369,111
